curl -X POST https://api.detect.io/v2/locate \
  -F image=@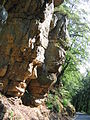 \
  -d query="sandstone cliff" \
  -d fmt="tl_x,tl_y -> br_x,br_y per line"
0,93 -> 73,120
0,0 -> 69,104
